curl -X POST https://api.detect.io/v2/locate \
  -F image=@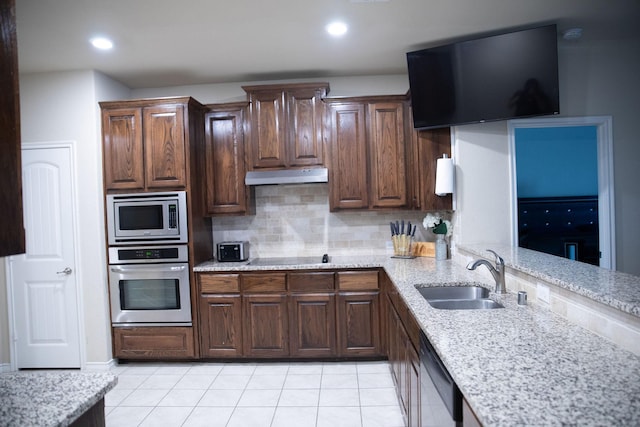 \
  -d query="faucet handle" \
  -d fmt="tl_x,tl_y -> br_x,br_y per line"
486,249 -> 504,266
